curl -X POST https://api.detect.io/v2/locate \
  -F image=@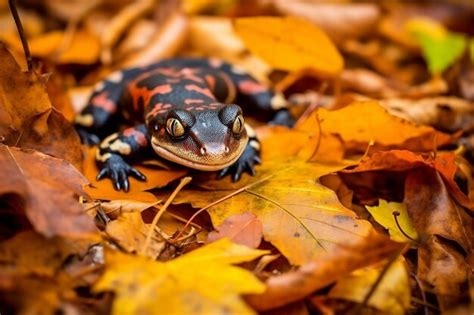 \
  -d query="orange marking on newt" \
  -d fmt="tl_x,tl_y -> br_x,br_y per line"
185,84 -> 215,99
185,99 -> 205,105
91,92 -> 117,113
205,75 -> 216,91
238,80 -> 267,94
